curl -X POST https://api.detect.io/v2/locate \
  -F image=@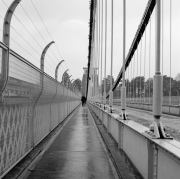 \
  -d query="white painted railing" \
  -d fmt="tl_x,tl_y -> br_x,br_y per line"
88,102 -> 180,179
113,99 -> 180,116
0,42 -> 80,178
